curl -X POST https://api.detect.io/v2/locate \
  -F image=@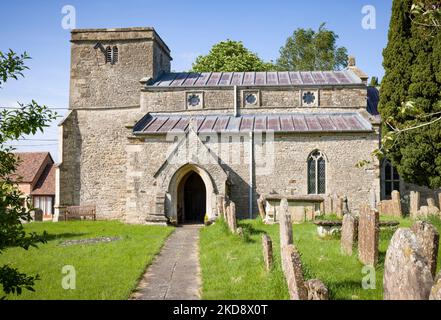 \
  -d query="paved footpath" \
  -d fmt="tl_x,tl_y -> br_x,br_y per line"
130,224 -> 202,300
